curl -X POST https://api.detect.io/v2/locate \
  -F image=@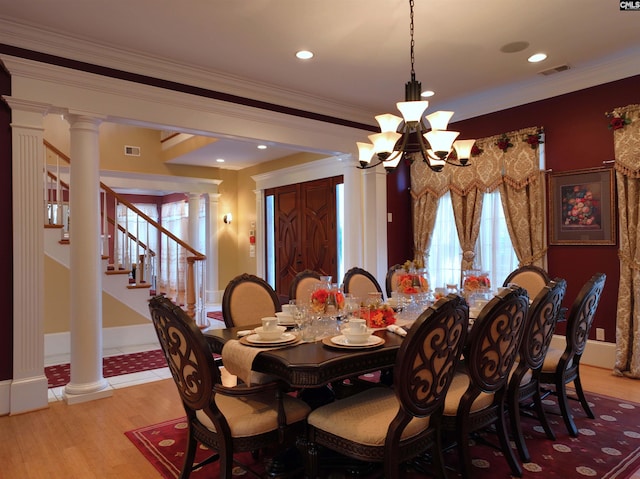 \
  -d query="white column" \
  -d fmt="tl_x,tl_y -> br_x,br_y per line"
7,98 -> 49,415
64,113 -> 111,404
254,190 -> 265,279
341,157 -> 364,270
362,165 -> 388,285
188,193 -> 201,249
205,193 -> 220,304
